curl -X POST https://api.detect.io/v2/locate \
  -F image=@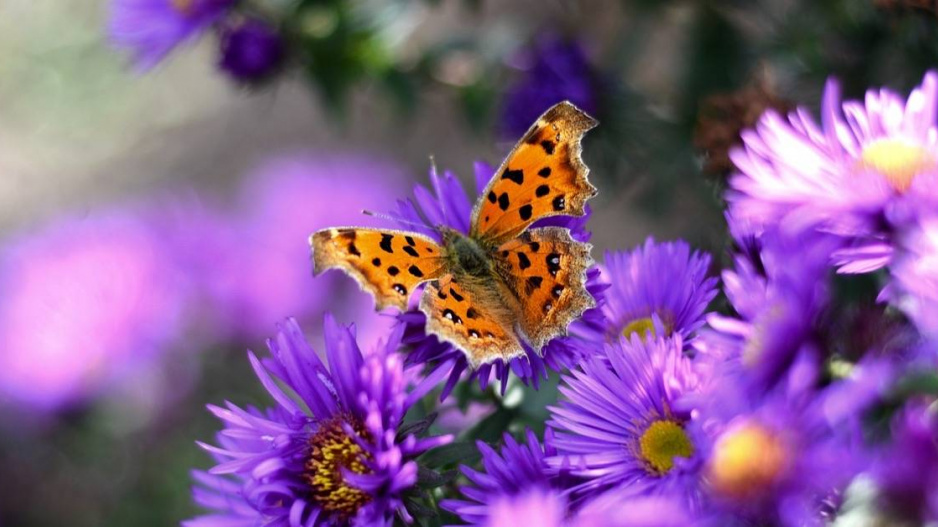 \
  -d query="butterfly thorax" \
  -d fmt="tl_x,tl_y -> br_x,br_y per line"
441,227 -> 491,279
